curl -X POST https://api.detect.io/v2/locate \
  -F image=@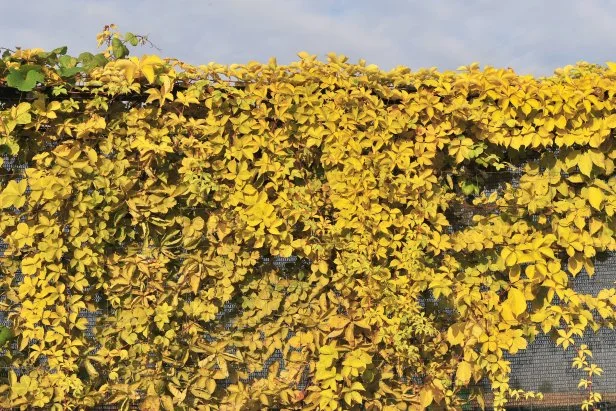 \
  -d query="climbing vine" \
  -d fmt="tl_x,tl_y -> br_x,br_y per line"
0,25 -> 615,410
